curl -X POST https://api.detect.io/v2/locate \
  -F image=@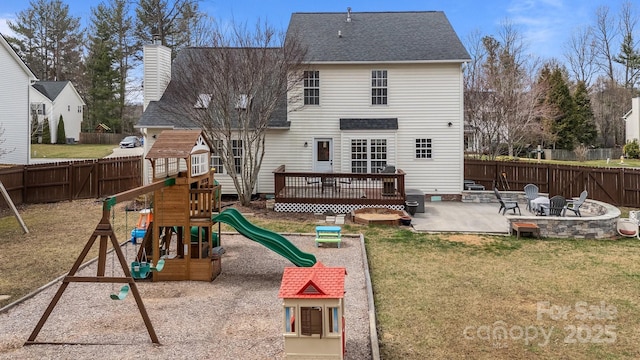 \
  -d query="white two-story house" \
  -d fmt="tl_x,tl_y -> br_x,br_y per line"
137,10 -> 470,206
0,34 -> 37,164
31,81 -> 85,143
